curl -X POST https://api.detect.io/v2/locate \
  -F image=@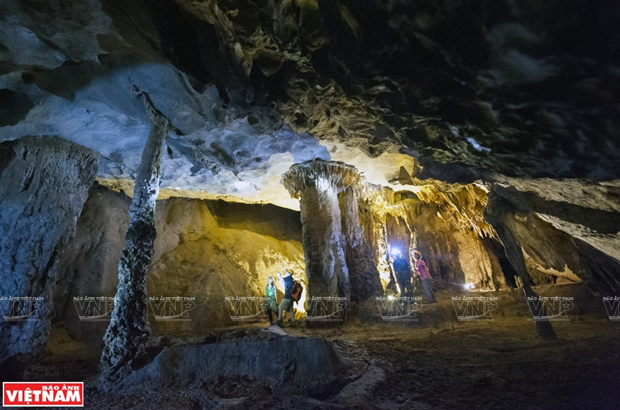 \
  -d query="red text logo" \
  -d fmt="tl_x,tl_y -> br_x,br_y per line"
3,382 -> 83,407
